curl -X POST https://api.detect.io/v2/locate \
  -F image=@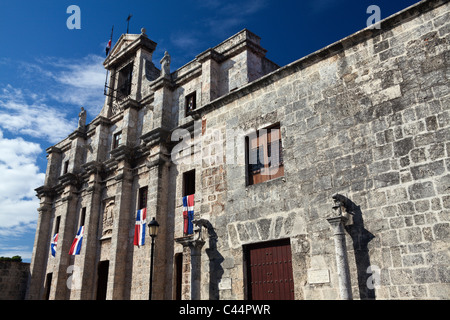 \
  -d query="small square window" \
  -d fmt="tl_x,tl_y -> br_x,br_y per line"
185,92 -> 196,115
113,131 -> 122,149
